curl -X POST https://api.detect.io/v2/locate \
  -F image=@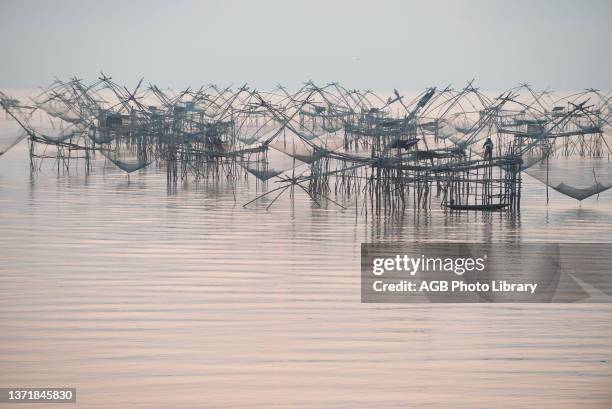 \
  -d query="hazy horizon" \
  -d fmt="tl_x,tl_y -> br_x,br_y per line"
0,0 -> 611,90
